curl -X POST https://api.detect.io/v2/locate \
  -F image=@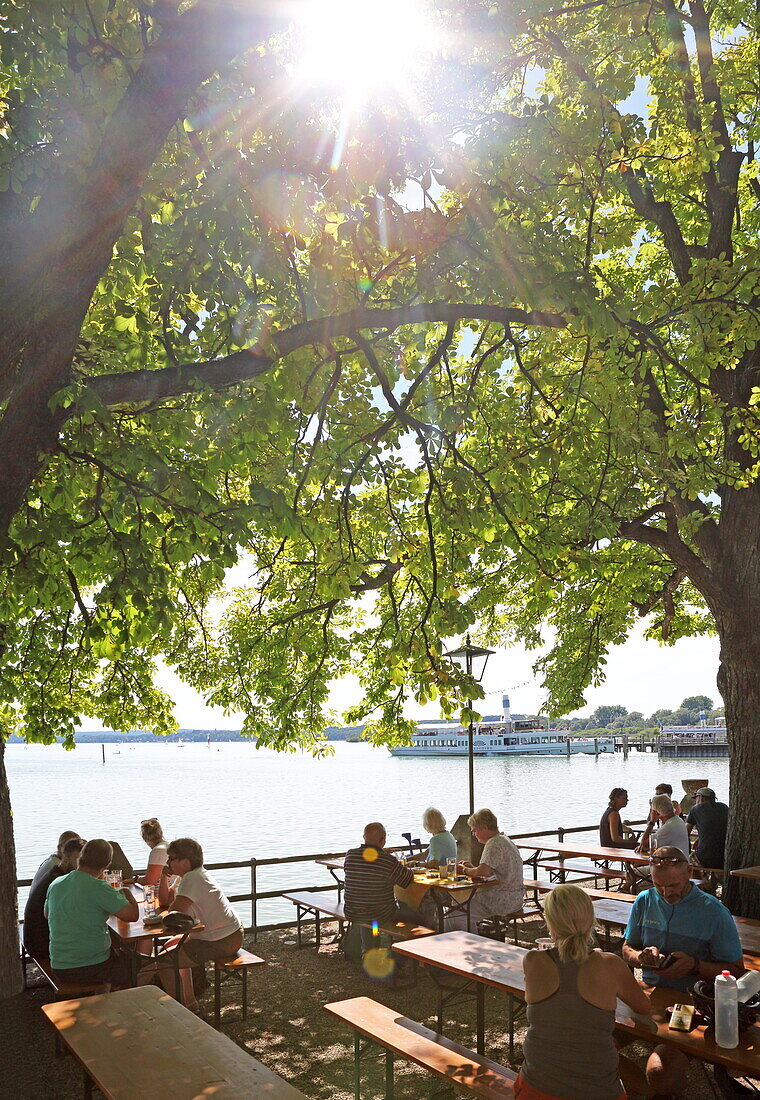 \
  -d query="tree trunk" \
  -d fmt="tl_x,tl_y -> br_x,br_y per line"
0,736 -> 21,997
717,623 -> 760,916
